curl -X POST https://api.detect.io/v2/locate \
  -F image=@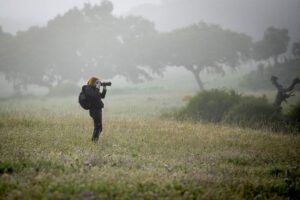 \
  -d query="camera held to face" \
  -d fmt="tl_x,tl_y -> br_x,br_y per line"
95,80 -> 111,89
100,82 -> 112,87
